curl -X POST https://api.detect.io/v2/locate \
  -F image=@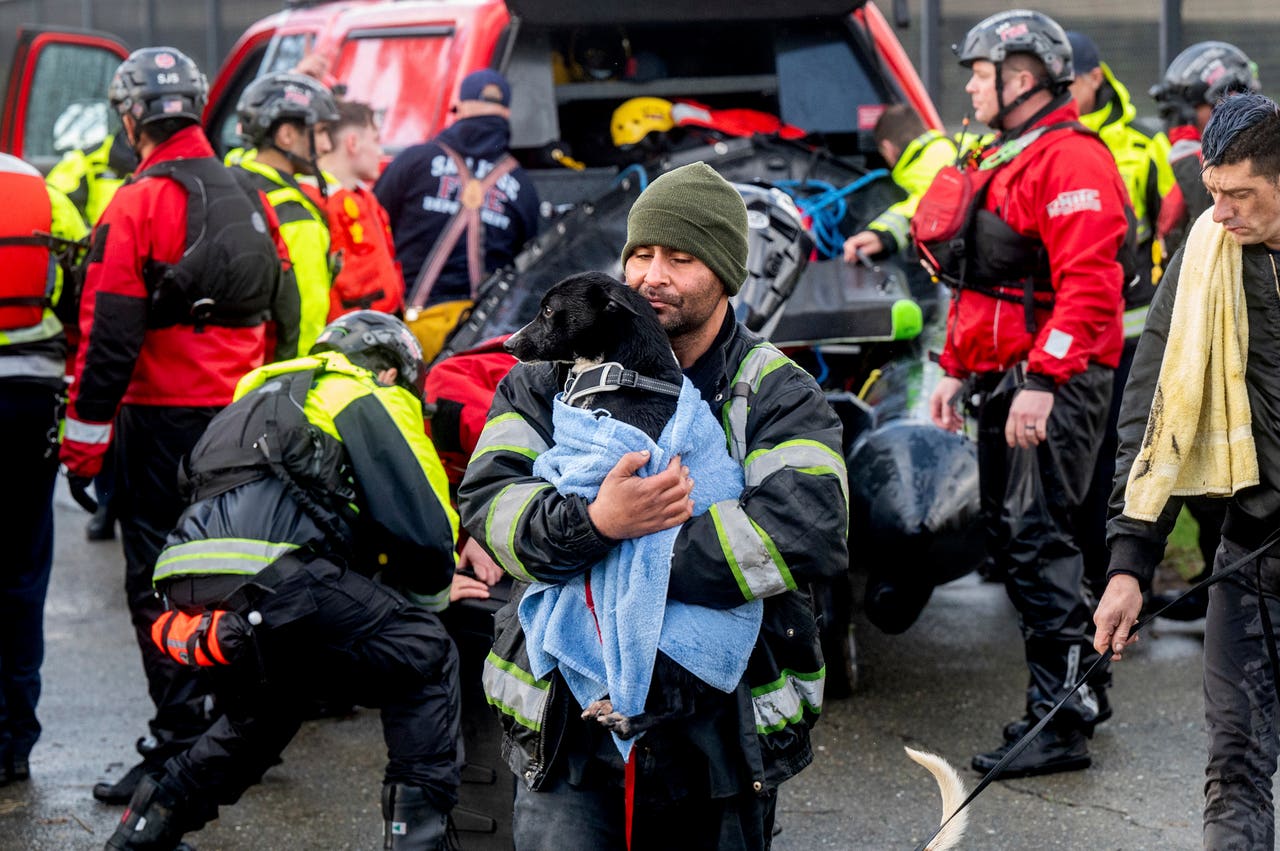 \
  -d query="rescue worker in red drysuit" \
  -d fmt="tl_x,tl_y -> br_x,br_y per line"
915,9 -> 1128,780
59,46 -> 298,807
